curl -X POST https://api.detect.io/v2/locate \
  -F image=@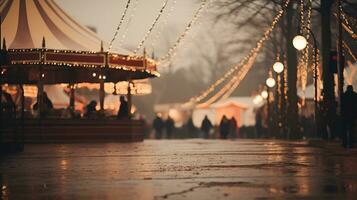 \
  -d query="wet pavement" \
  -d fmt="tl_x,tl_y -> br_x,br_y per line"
1,139 -> 357,199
